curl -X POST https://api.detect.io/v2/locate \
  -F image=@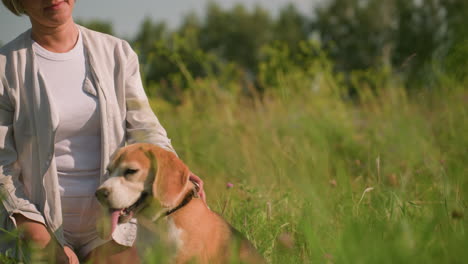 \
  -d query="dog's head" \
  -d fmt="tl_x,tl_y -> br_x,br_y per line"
95,143 -> 191,236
